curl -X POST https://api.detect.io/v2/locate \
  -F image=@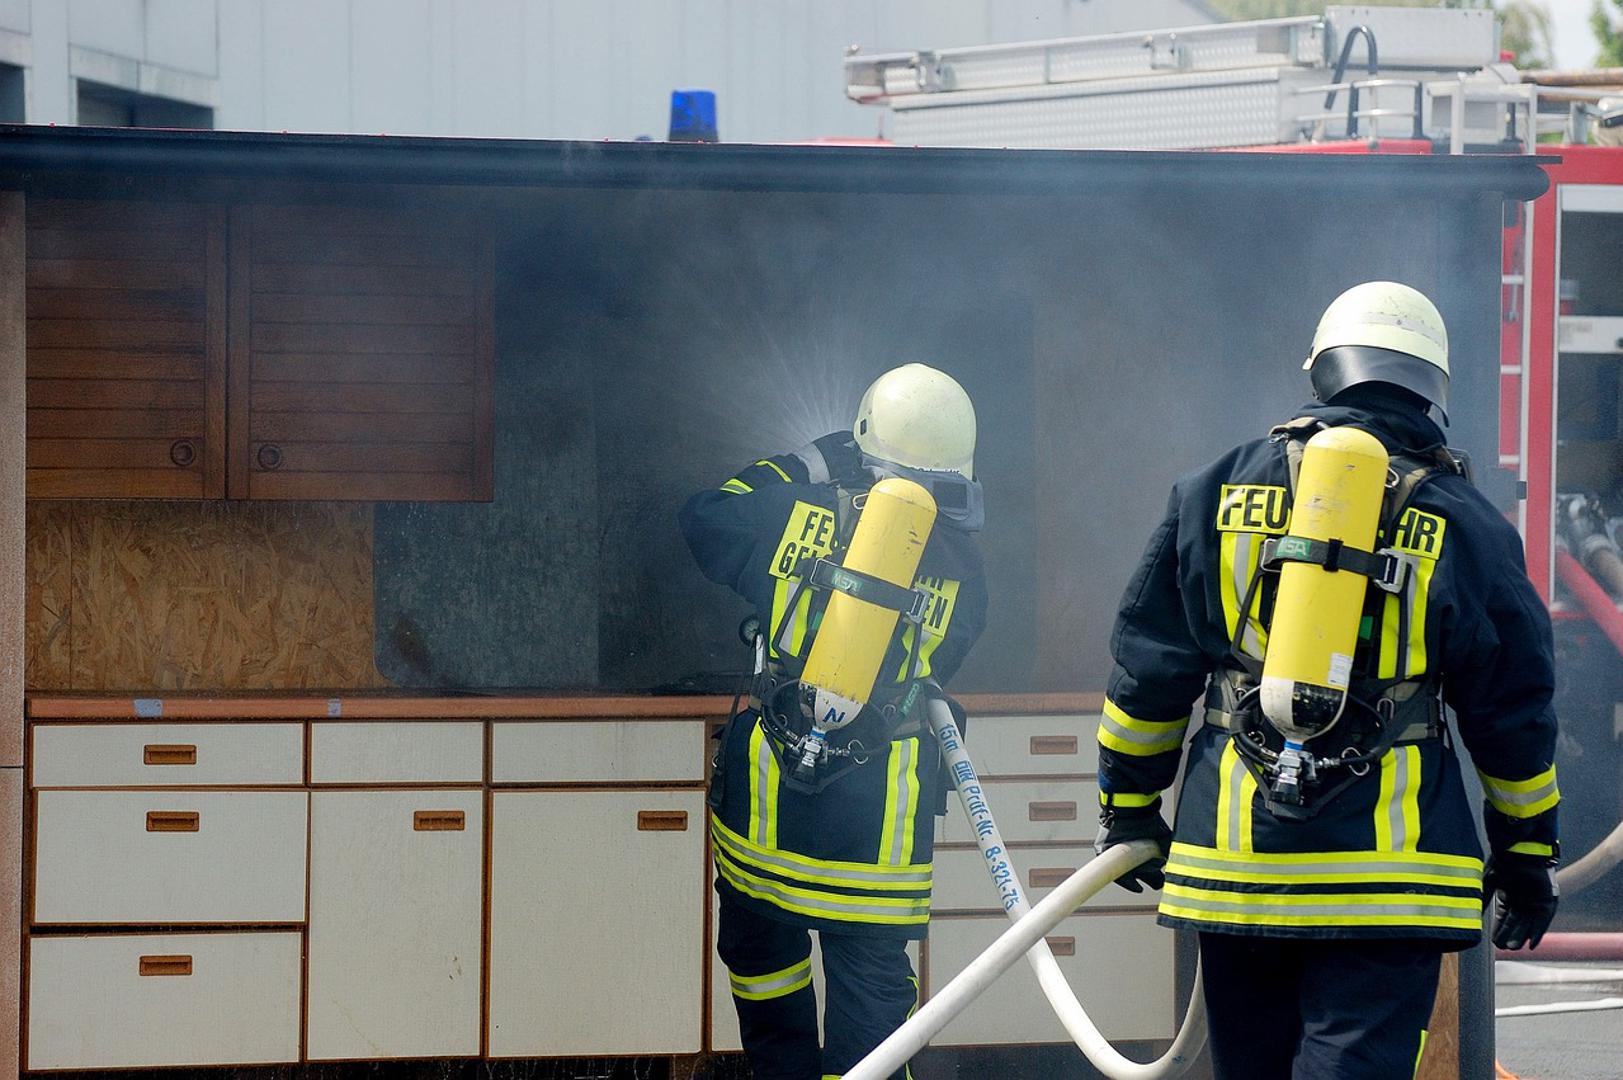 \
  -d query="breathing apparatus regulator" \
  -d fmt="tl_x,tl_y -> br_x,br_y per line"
750,363 -> 976,792
1232,283 -> 1460,815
